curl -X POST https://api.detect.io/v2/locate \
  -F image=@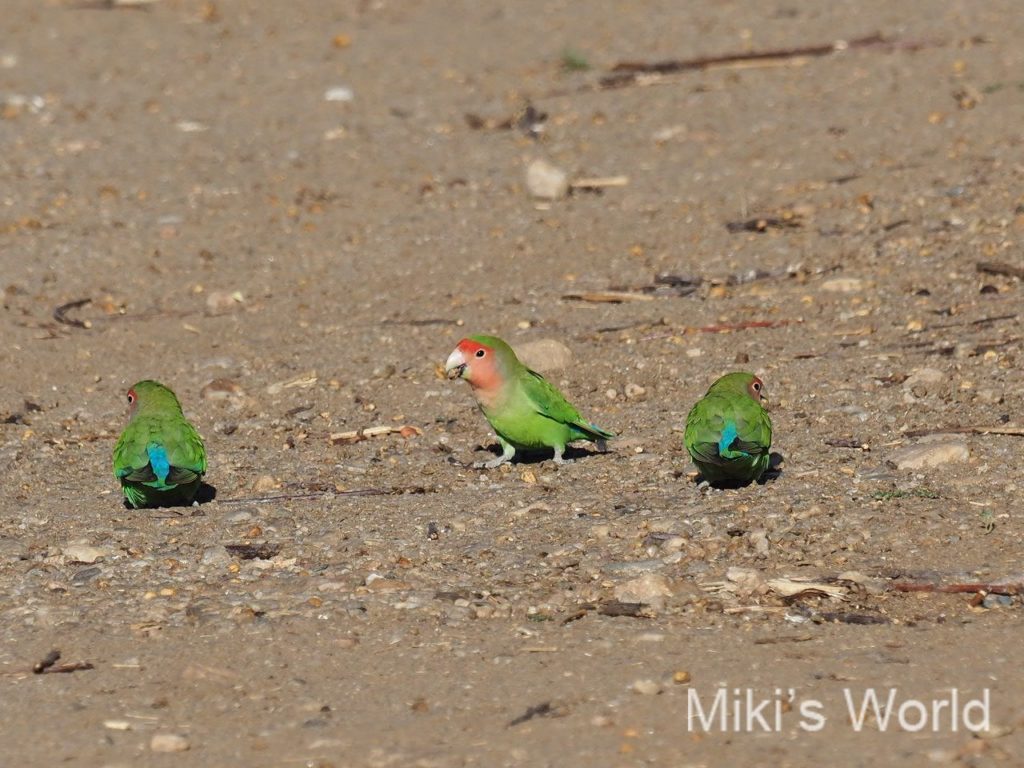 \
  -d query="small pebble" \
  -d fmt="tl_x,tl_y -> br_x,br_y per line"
324,86 -> 354,102
624,383 -> 646,400
252,475 -> 278,493
72,569 -> 101,585
200,546 -> 231,567
632,678 -> 663,696
205,290 -> 244,315
982,594 -> 1013,609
